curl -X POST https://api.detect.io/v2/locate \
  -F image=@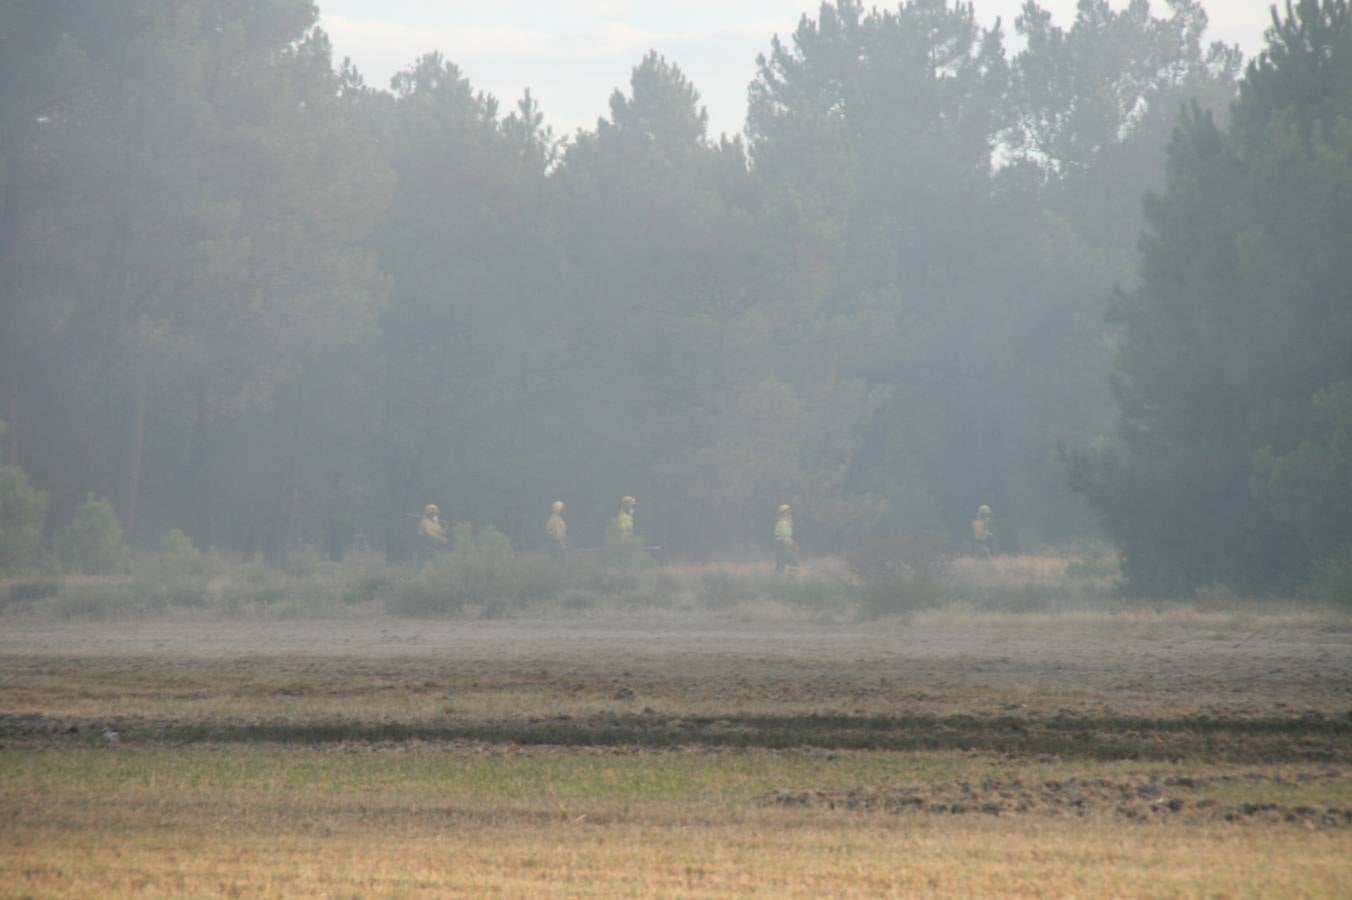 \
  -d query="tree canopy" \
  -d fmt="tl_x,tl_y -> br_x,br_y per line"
18,0 -> 1334,596
1071,0 -> 1352,595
